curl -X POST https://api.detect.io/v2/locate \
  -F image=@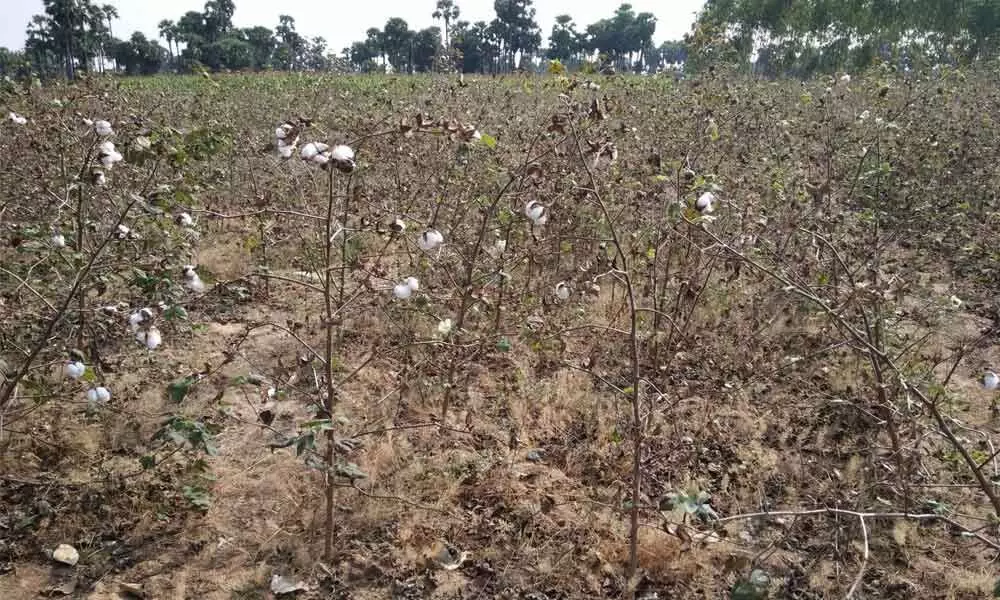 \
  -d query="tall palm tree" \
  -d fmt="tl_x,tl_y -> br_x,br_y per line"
432,0 -> 460,48
158,19 -> 176,65
102,4 -> 118,72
